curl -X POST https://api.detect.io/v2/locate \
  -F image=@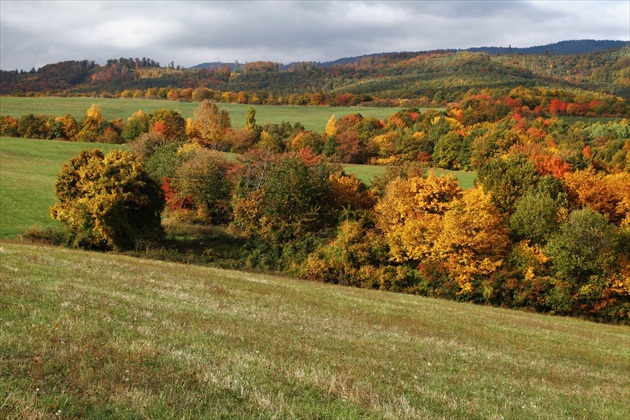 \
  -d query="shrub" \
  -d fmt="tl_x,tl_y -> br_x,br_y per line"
50,149 -> 165,251
173,149 -> 233,224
